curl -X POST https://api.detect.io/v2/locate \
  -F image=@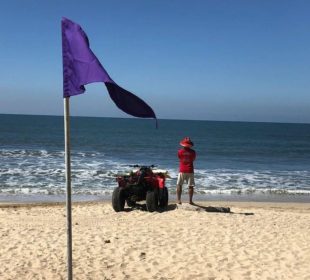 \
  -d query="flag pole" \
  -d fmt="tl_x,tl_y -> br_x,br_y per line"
64,97 -> 73,280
